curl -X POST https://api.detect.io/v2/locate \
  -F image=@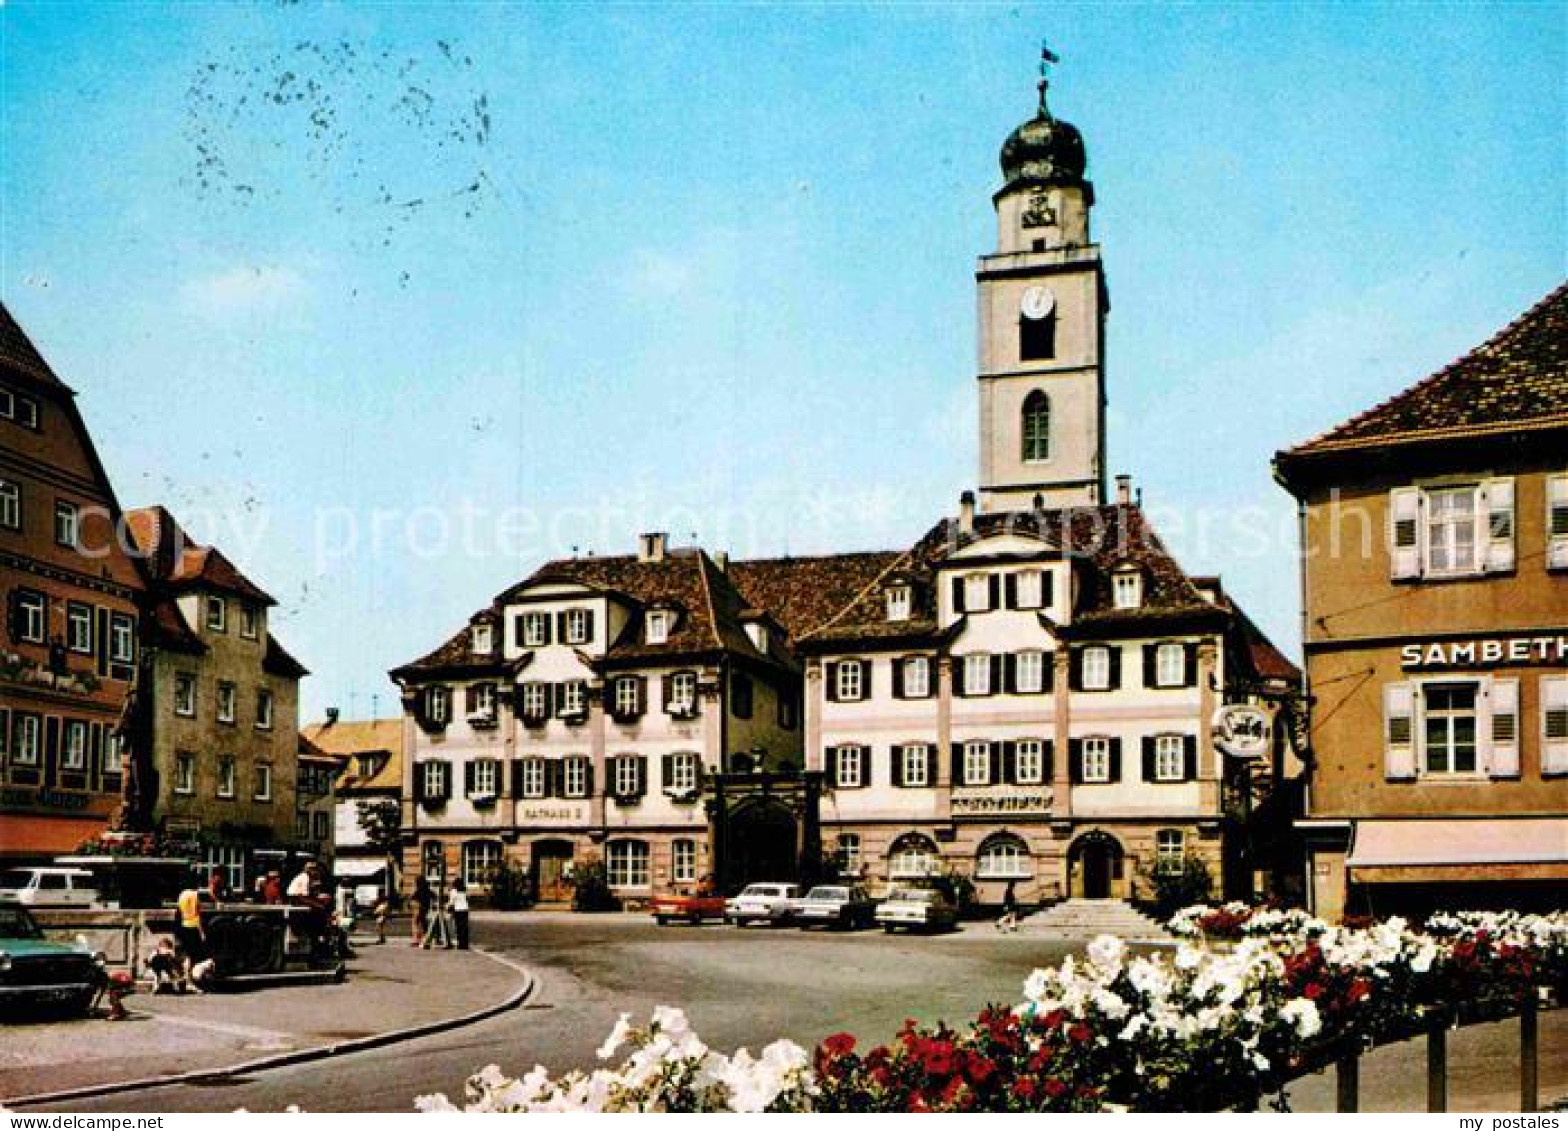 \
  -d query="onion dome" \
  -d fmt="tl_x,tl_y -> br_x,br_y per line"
999,44 -> 1088,194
